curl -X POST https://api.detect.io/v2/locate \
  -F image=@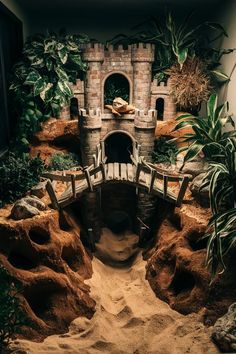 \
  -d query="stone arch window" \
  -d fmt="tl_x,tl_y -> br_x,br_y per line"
104,73 -> 130,107
156,97 -> 165,120
104,131 -> 133,163
70,97 -> 79,119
